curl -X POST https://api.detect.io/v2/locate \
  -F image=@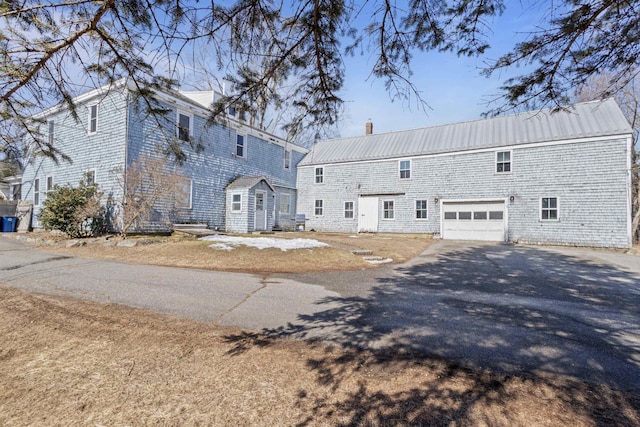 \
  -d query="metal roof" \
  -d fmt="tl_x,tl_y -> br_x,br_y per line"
299,99 -> 632,166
